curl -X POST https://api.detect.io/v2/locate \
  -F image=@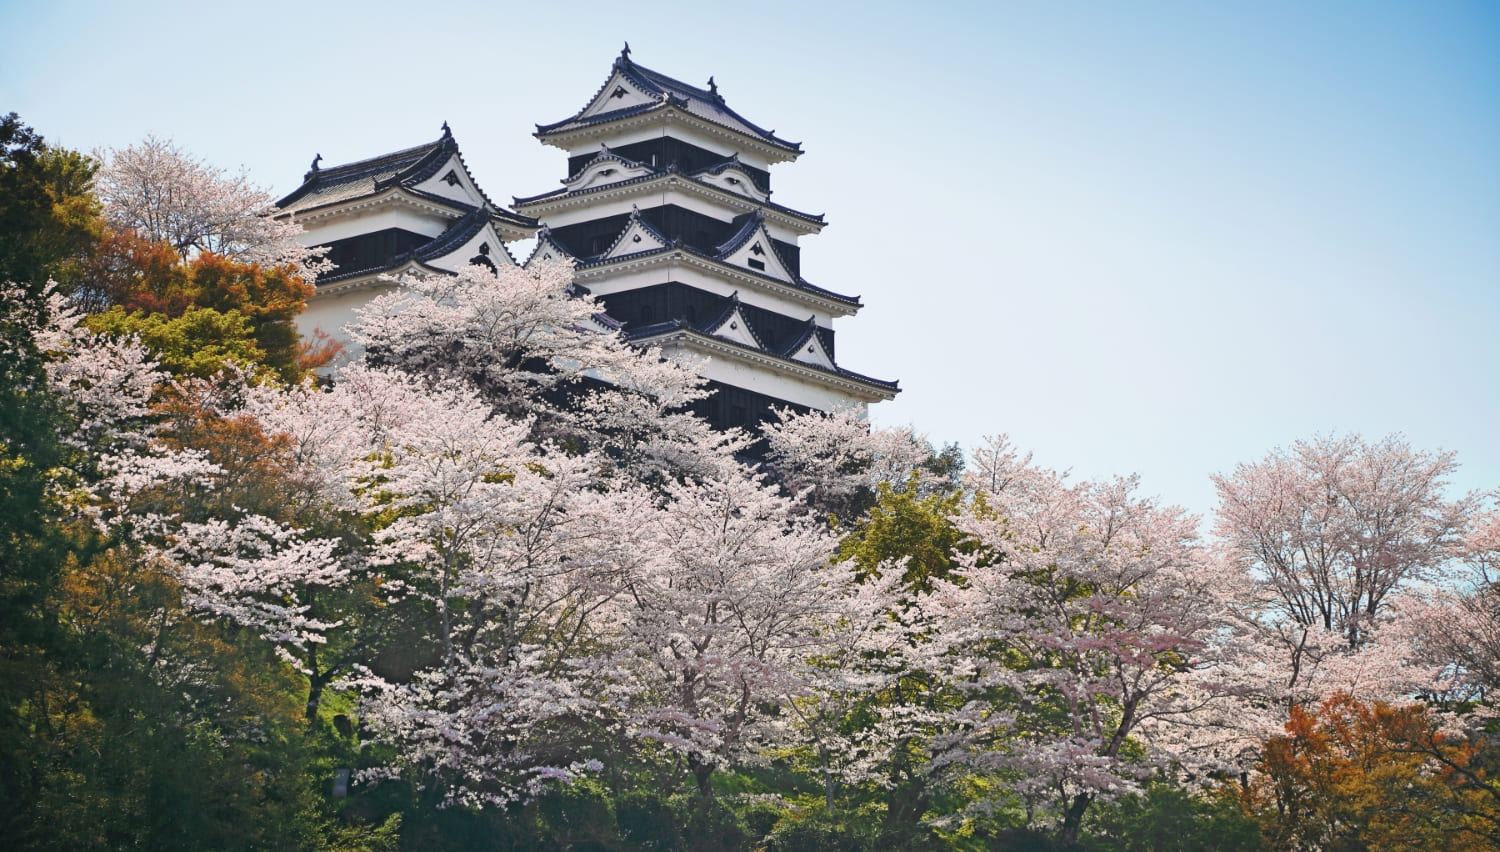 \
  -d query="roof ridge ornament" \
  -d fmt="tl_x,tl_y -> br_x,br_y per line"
304,153 -> 322,182
708,76 -> 722,101
441,120 -> 452,139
